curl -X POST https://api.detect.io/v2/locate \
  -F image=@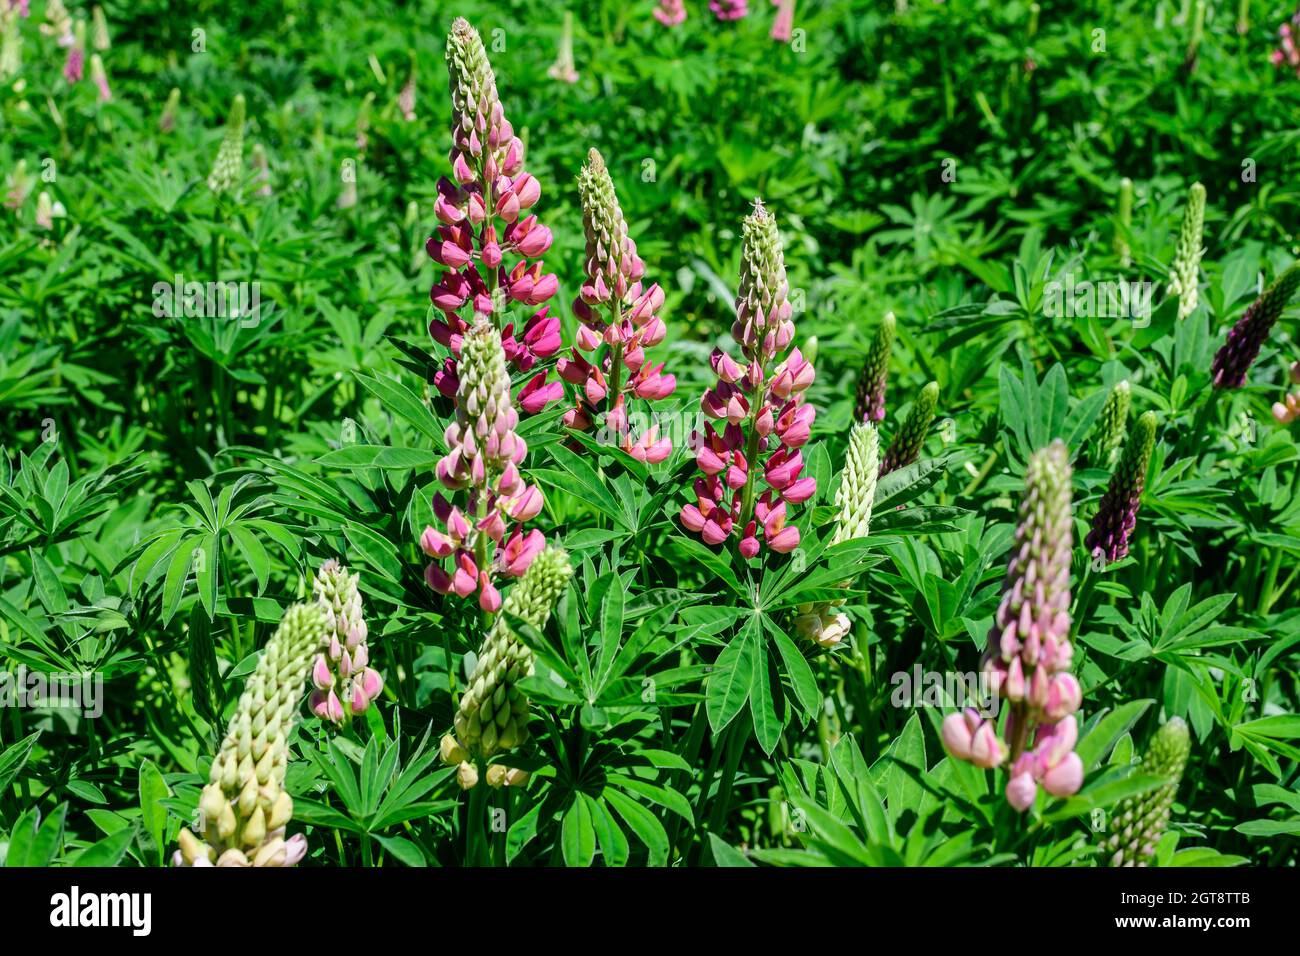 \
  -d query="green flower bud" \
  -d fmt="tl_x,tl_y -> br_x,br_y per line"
1104,717 -> 1191,867
453,547 -> 572,759
1090,380 -> 1131,470
854,312 -> 896,423
1167,183 -> 1205,320
880,381 -> 939,476
207,94 -> 246,195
